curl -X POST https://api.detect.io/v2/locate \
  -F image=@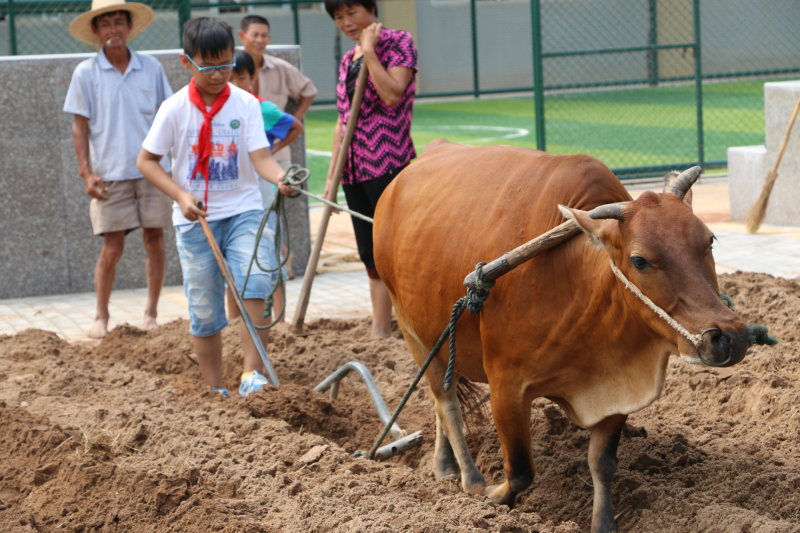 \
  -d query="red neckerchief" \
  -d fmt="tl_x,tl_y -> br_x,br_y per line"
188,78 -> 231,206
